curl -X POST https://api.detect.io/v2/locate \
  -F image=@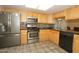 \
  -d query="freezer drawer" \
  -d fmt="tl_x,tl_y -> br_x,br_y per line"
0,34 -> 20,48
